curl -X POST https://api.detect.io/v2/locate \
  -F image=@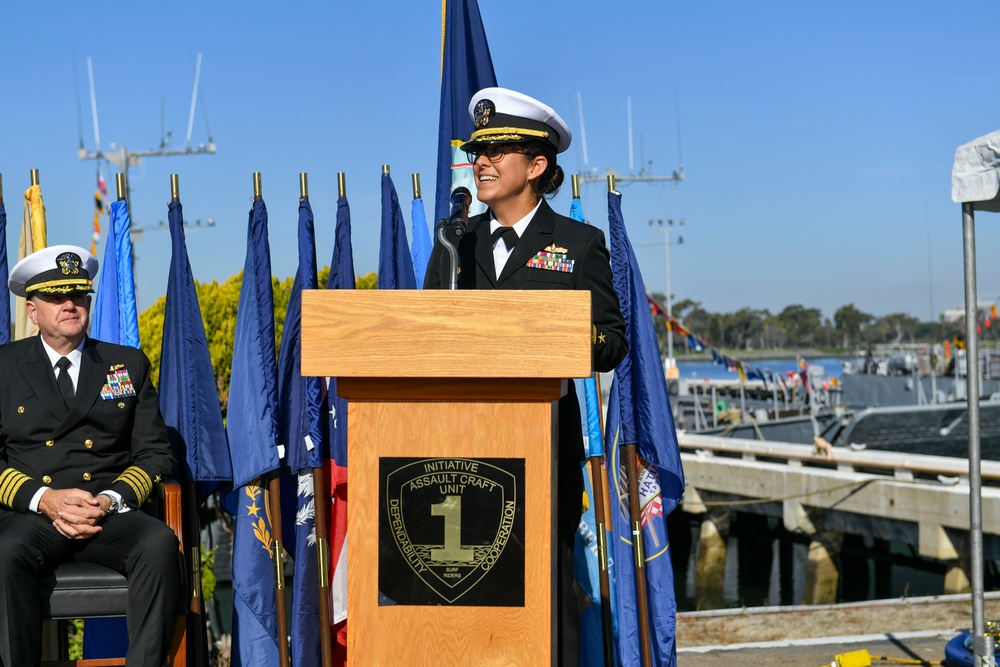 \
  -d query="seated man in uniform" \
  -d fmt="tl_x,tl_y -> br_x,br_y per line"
0,245 -> 180,666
